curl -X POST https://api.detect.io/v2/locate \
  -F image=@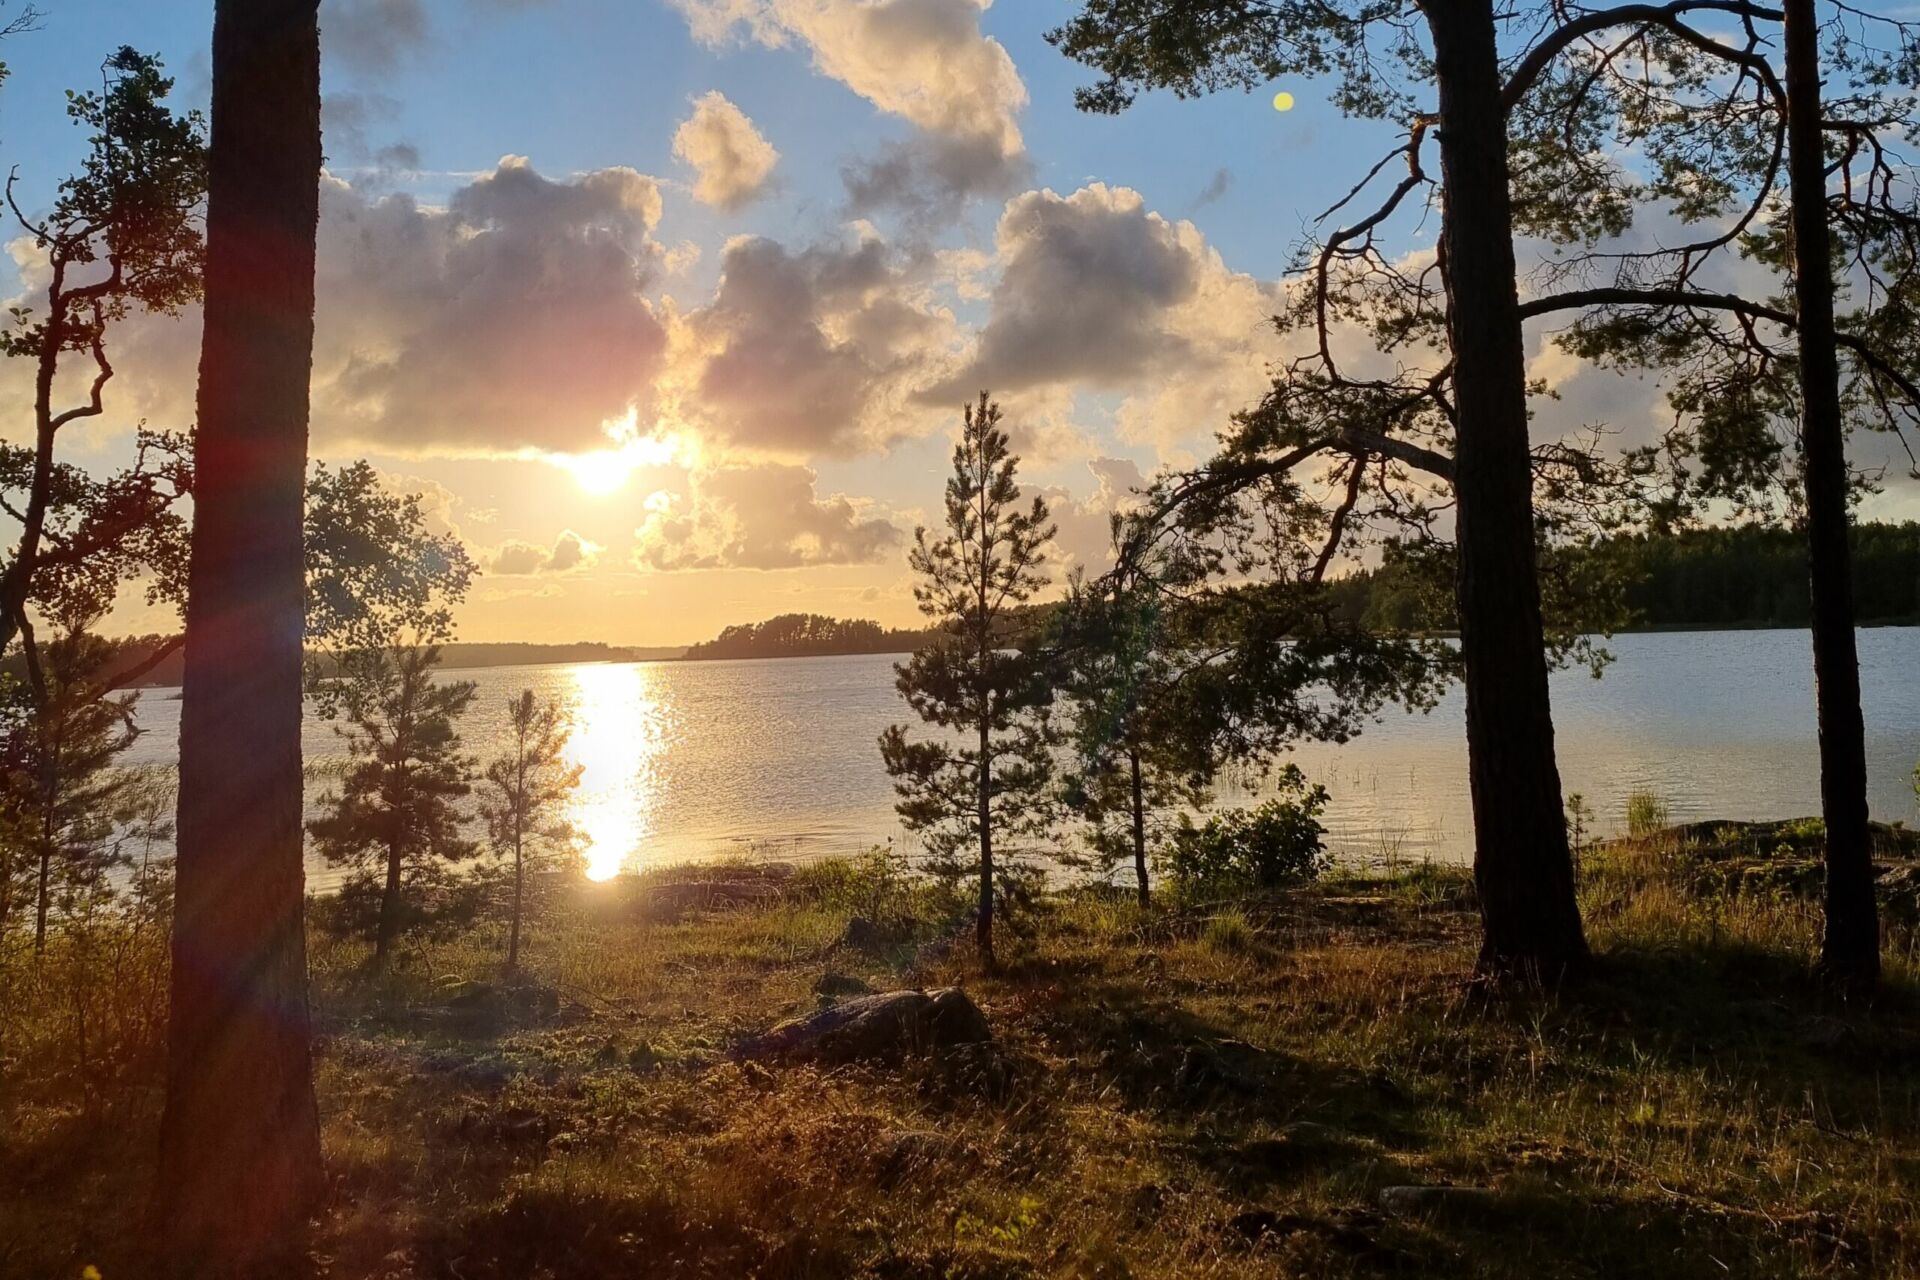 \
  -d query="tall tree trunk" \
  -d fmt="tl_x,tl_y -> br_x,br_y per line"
508,828 -> 524,971
1426,0 -> 1589,982
1129,746 -> 1148,908
977,718 -> 995,970
153,1 -> 323,1272
1782,0 -> 1878,990
375,832 -> 404,968
33,845 -> 49,955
